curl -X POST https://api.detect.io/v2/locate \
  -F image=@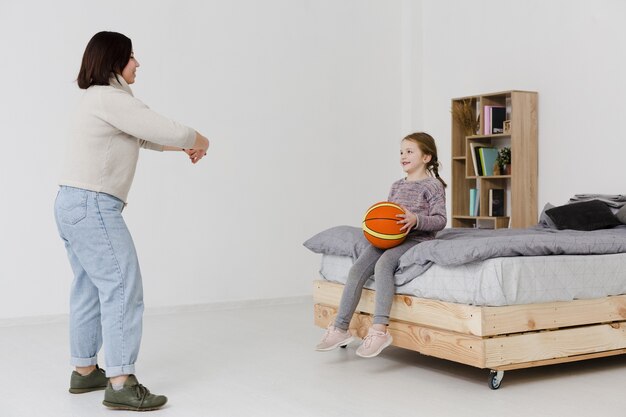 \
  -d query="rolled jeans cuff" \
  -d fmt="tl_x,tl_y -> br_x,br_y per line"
105,364 -> 136,378
70,355 -> 98,367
